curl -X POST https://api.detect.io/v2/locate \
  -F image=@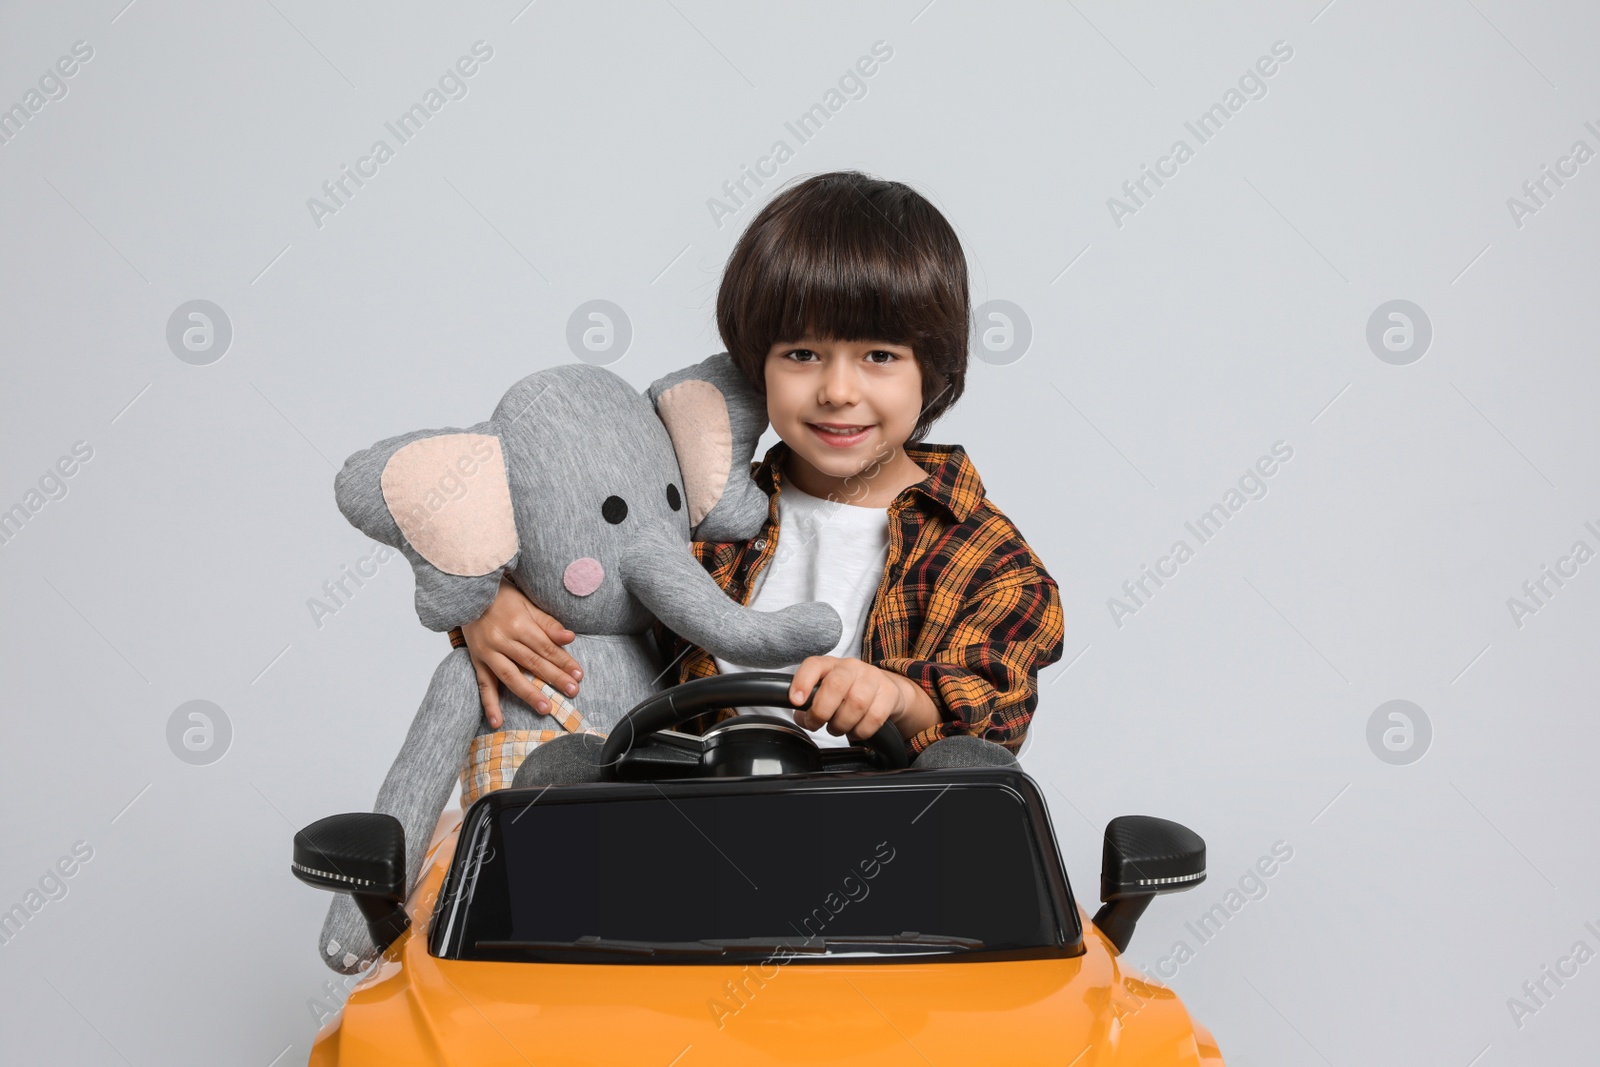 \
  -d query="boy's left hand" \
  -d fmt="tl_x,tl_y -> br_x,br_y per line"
786,656 -> 921,742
